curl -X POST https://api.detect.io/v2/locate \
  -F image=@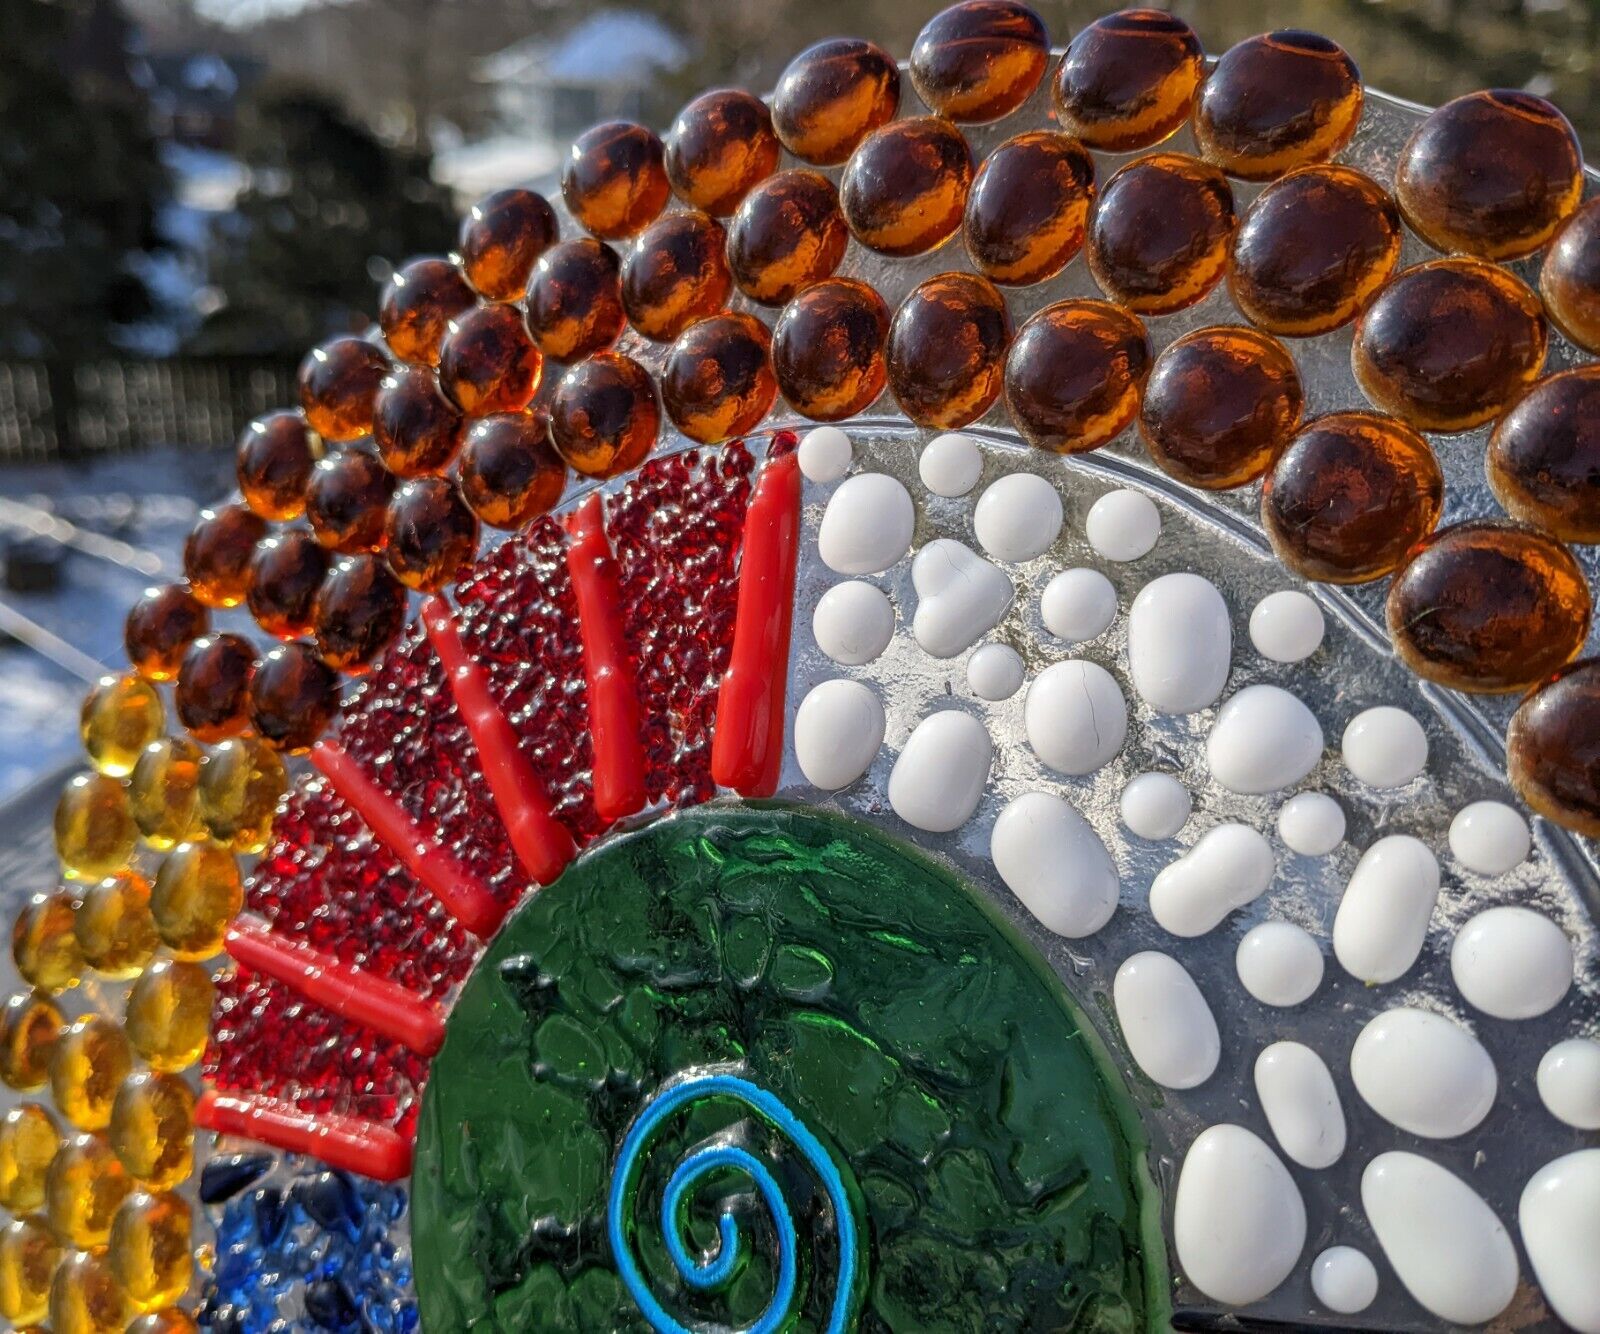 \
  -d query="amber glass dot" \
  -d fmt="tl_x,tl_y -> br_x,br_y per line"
79,674 -> 163,780
0,994 -> 63,1092
378,256 -> 477,366
150,842 -> 239,961
841,117 -> 973,258
312,554 -> 407,673
73,872 -> 157,980
372,365 -> 467,478
1353,258 -> 1547,434
886,272 -> 1012,430
130,1310 -> 198,1334
1541,199 -> 1600,355
297,336 -> 388,443
1229,165 -> 1401,337
124,961 -> 213,1074
198,737 -> 286,853
0,1105 -> 59,1210
1053,9 -> 1204,152
772,277 -> 890,421
665,89 -> 781,217
124,585 -> 209,685
45,1133 -> 129,1248
1509,659 -> 1600,836
458,412 -> 566,531
561,121 -> 670,241
726,170 -> 848,308
1138,326 -> 1302,488
0,1216 -> 57,1326
305,447 -> 395,555
771,37 -> 900,166
49,1247 -> 128,1334
53,774 -> 135,885
550,353 -> 660,479
438,303 -> 542,418
109,1071 -> 193,1190
1261,411 -> 1443,583
662,313 -> 777,445
909,0 -> 1049,123
1488,367 -> 1600,542
108,1190 -> 190,1312
182,504 -> 266,610
458,188 -> 559,302
248,642 -> 340,754
235,412 -> 322,522
1004,299 -> 1151,453
174,635 -> 254,744
245,529 -> 328,642
127,738 -> 201,851
49,1016 -> 131,1133
384,477 -> 481,593
525,238 -> 626,363
1397,90 -> 1583,262
621,211 -> 732,342
963,130 -> 1094,287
